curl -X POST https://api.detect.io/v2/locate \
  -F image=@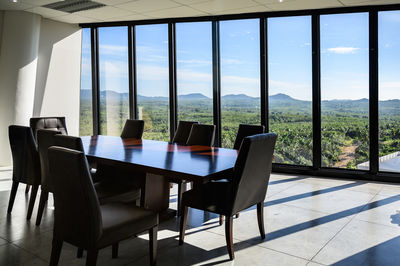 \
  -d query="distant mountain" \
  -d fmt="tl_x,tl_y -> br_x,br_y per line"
79,90 -> 400,115
137,95 -> 168,101
222,94 -> 258,100
178,93 -> 210,100
270,93 -> 297,101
